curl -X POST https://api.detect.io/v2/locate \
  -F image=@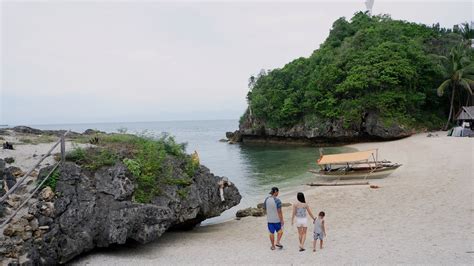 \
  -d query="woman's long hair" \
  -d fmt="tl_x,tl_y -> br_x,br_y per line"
297,192 -> 306,203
